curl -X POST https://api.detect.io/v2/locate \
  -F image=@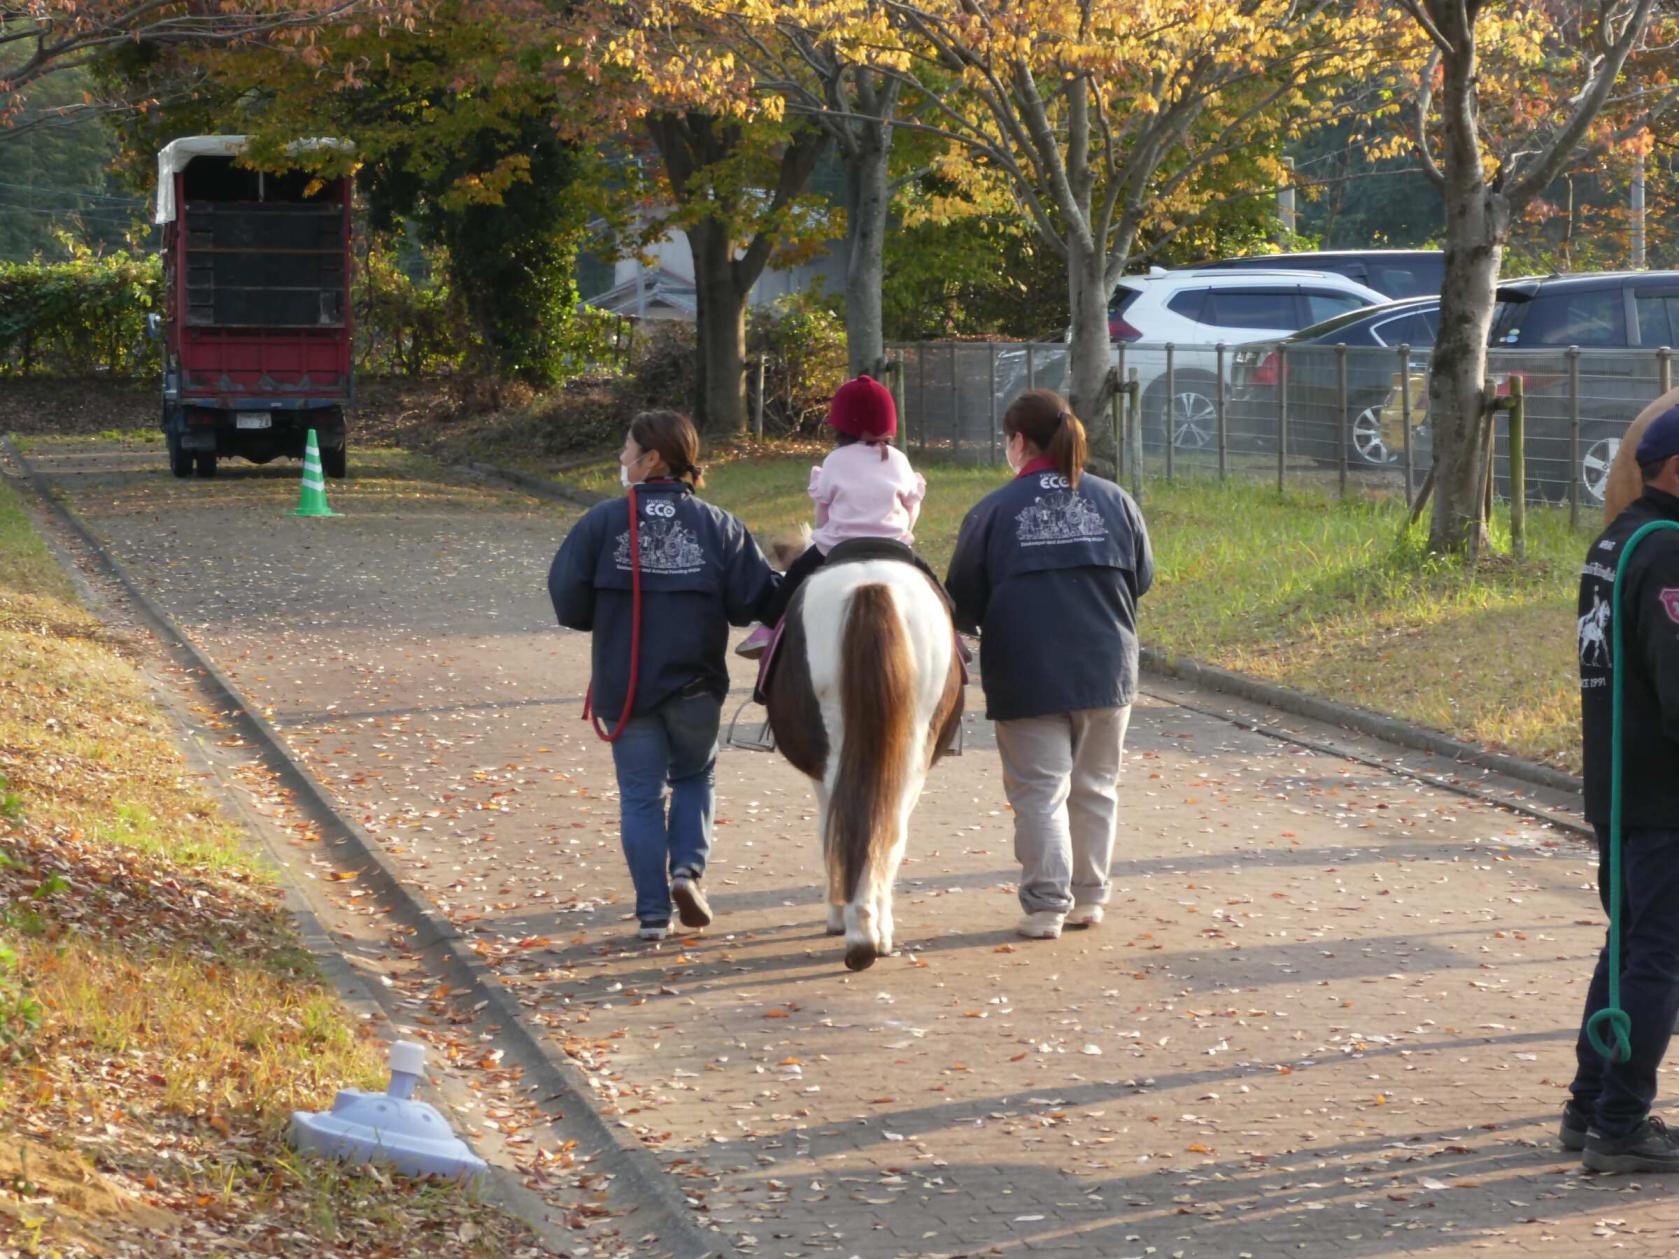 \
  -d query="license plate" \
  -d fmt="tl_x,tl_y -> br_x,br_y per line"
235,412 -> 272,430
